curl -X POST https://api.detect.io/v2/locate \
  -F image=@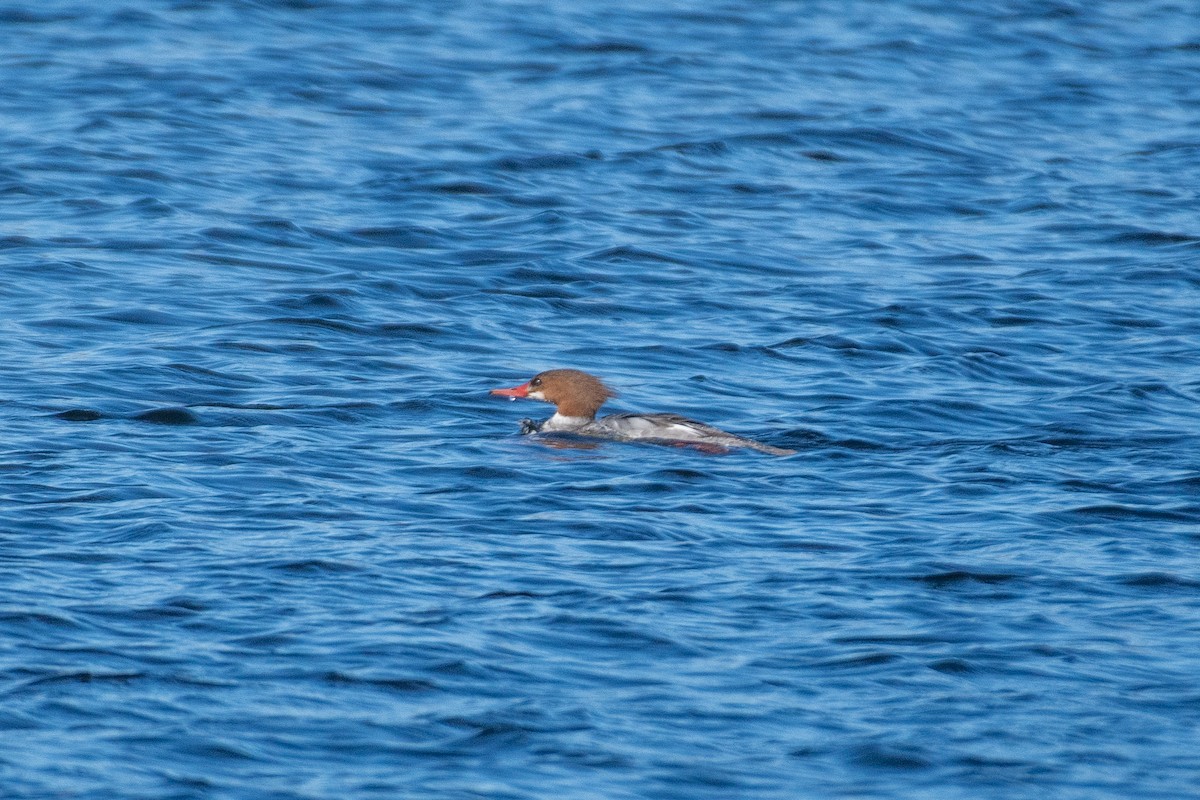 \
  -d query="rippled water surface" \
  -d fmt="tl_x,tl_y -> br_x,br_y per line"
3,1 -> 1200,798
